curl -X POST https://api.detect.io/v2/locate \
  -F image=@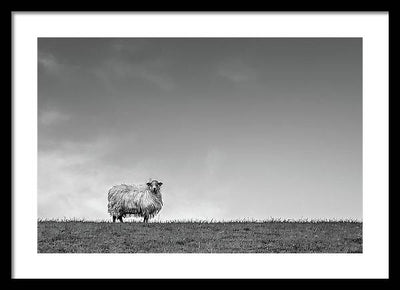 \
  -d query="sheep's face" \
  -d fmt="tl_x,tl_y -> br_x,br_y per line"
147,180 -> 163,194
